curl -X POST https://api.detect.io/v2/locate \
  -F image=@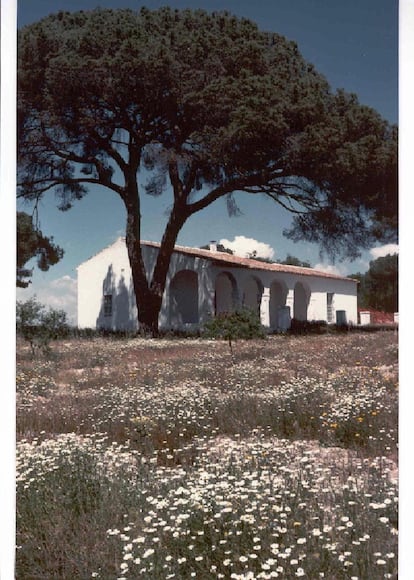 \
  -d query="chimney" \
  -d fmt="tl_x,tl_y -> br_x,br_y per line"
209,240 -> 217,252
